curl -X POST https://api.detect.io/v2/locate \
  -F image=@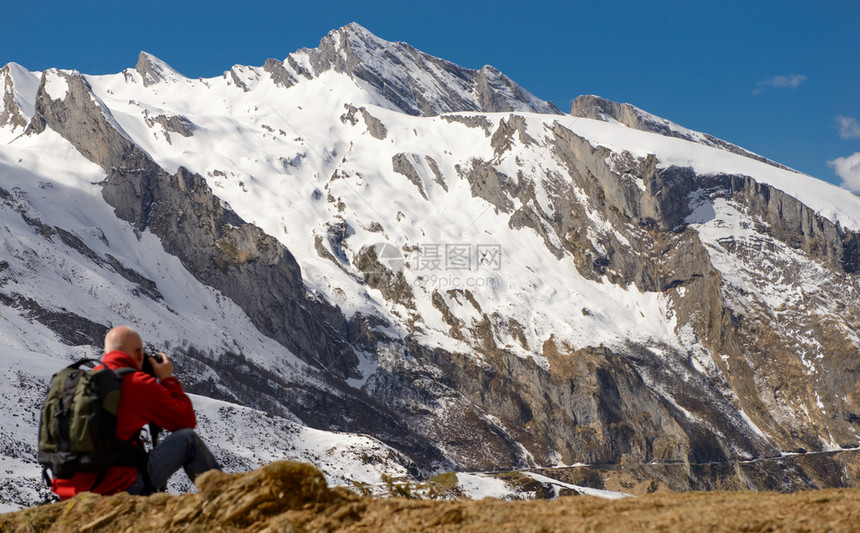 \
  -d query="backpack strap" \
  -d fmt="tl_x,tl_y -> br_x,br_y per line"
114,366 -> 138,378
56,368 -> 86,454
41,467 -> 53,490
68,358 -> 101,369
